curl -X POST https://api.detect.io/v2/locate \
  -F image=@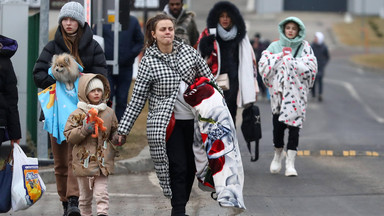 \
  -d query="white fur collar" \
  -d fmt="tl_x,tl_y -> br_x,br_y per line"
77,101 -> 107,112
